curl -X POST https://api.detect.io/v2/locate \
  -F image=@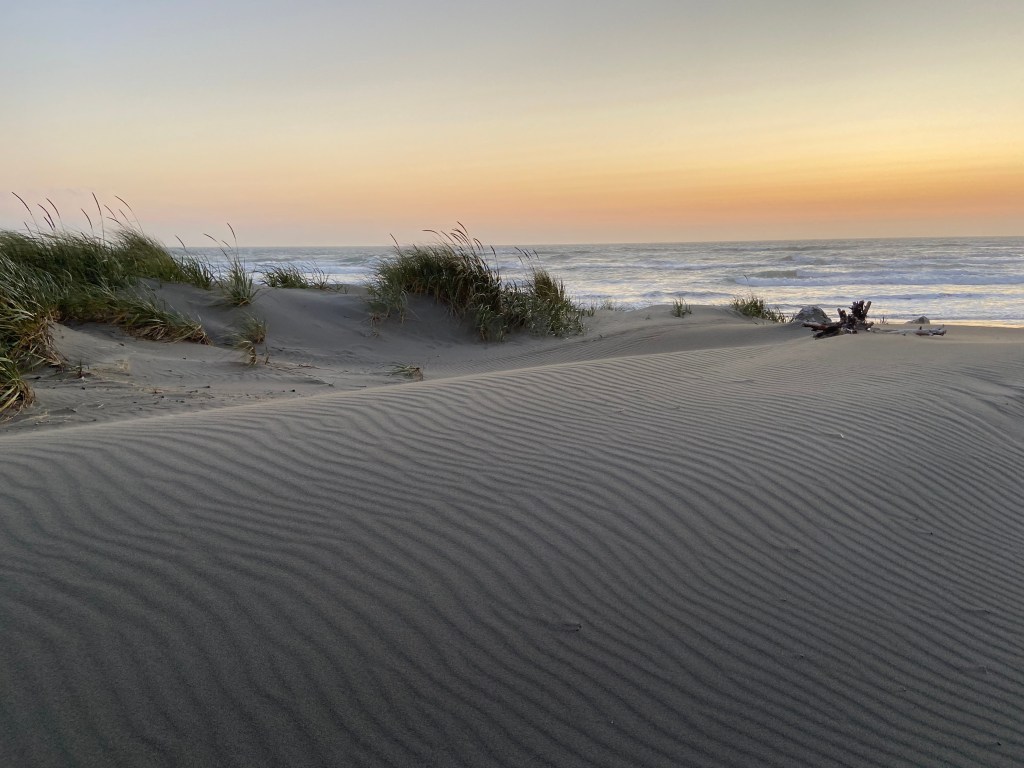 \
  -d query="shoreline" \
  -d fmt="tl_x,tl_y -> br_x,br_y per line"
183,234 -> 1024,329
